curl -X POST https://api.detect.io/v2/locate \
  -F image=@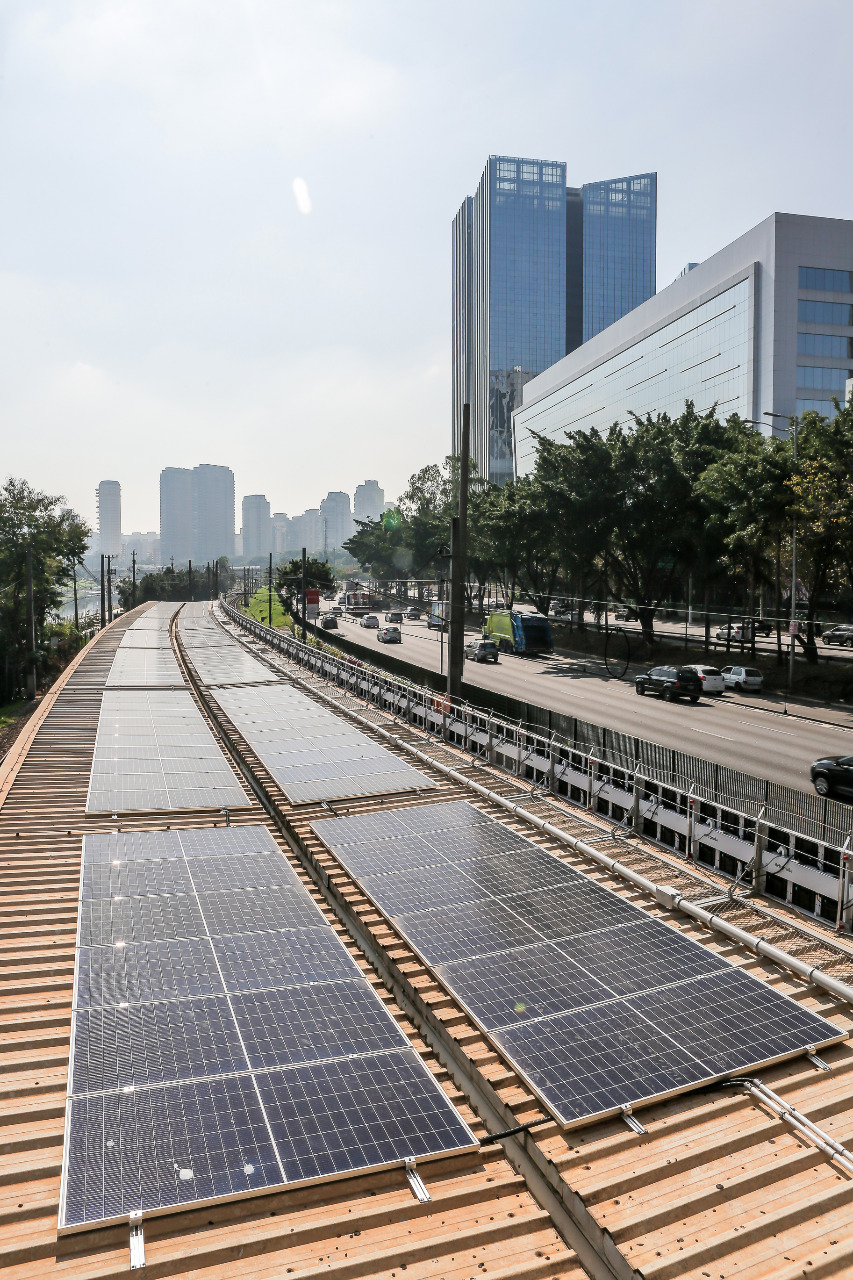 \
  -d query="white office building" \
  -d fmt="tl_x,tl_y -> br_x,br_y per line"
513,213 -> 853,477
241,494 -> 272,561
